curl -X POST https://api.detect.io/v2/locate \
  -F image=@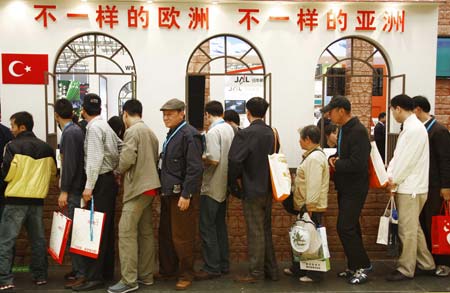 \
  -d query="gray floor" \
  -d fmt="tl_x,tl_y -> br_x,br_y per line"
8,260 -> 450,292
